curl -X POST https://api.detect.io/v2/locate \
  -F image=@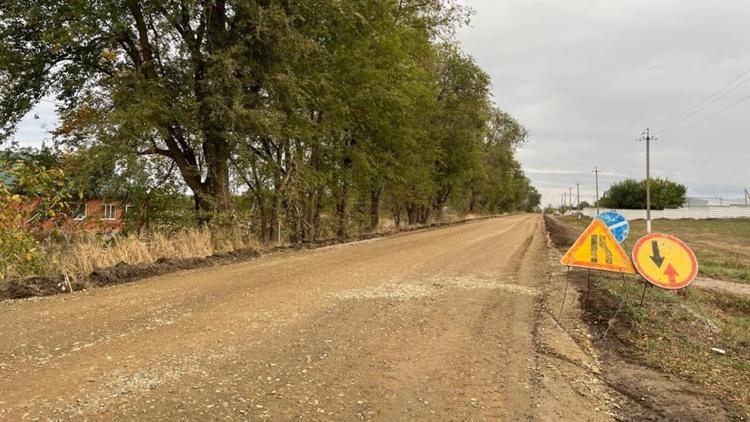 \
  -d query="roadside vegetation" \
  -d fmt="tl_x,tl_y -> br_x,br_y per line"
0,2 -> 540,286
549,215 -> 750,418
